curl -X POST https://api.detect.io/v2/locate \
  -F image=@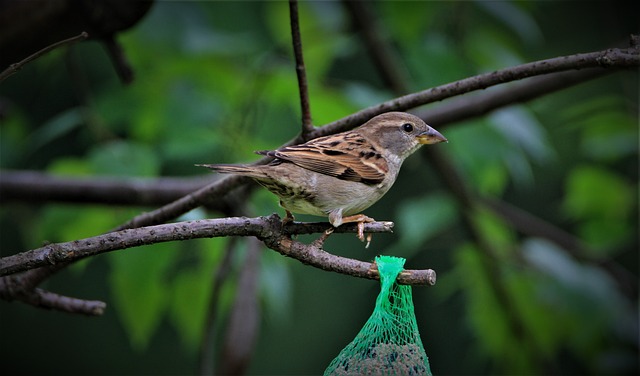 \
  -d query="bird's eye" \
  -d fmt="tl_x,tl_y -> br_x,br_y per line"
401,123 -> 414,132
